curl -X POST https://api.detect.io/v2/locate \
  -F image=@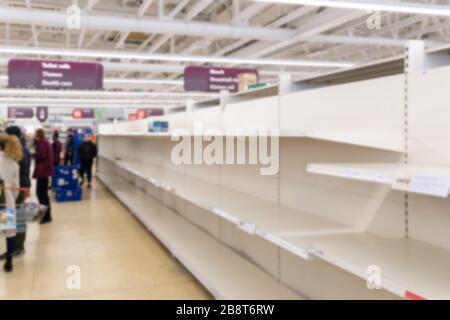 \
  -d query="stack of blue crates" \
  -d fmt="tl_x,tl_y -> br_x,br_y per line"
149,121 -> 169,133
53,165 -> 83,202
